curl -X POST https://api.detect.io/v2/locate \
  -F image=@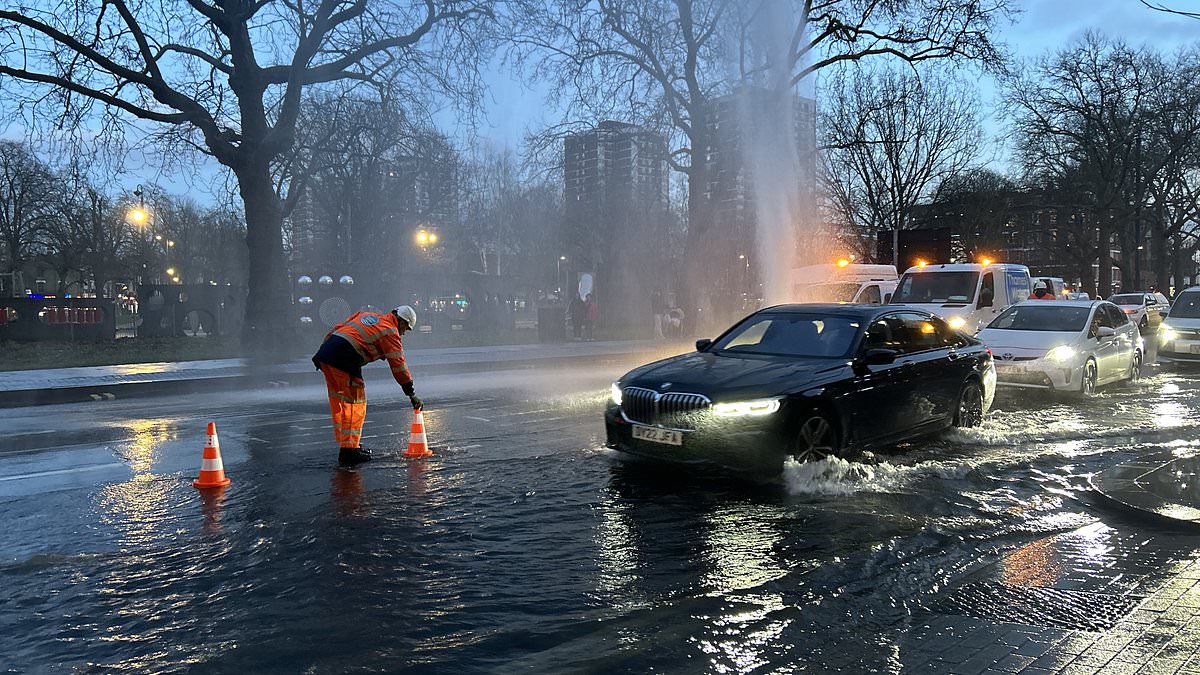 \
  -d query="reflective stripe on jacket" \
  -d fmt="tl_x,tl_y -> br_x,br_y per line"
328,311 -> 413,385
